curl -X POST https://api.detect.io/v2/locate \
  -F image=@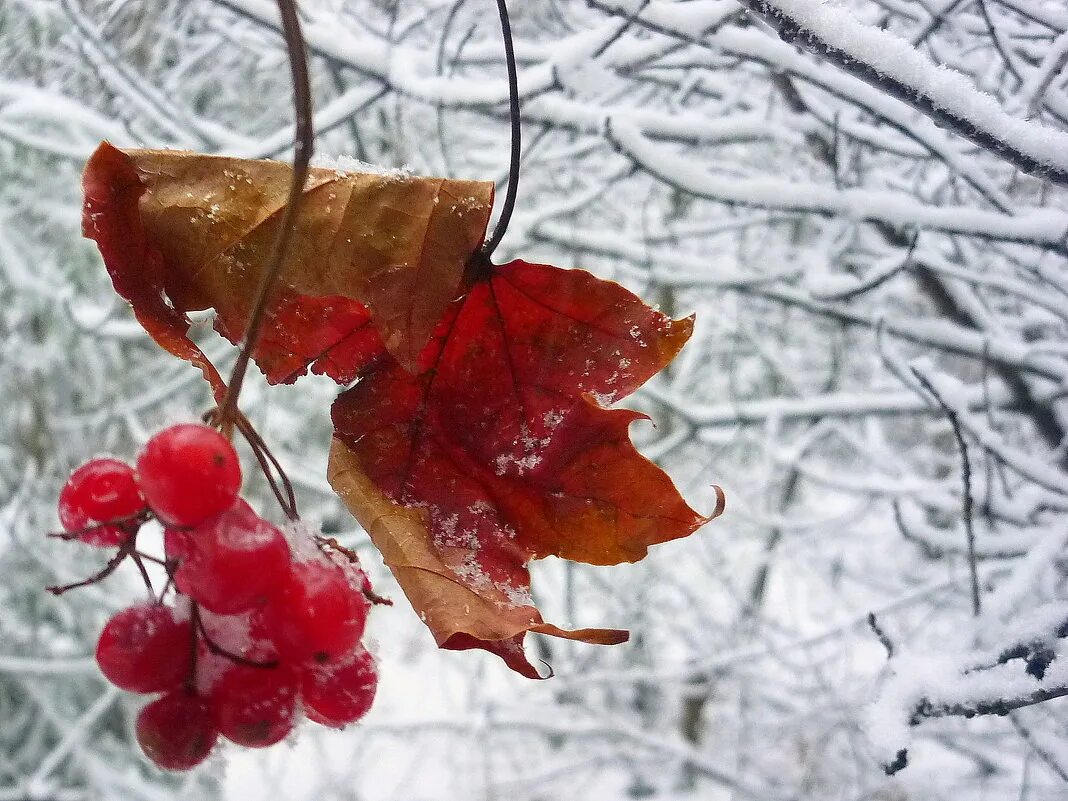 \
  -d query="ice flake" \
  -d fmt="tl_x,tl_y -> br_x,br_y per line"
543,409 -> 564,429
590,390 -> 617,406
